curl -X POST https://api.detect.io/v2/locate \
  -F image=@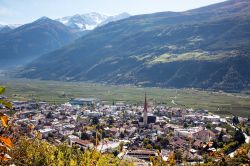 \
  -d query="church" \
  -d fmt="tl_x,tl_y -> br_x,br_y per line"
138,93 -> 156,128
